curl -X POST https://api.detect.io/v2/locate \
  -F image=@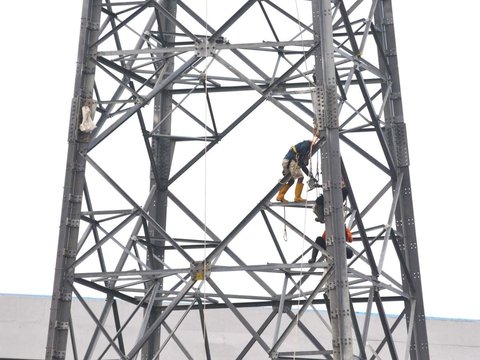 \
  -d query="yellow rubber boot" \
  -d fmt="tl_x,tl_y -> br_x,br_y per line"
276,183 -> 291,203
294,182 -> 306,202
